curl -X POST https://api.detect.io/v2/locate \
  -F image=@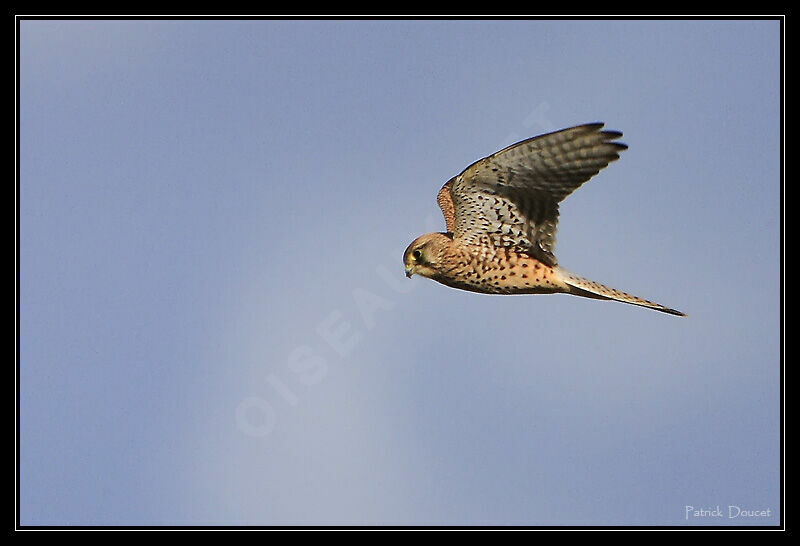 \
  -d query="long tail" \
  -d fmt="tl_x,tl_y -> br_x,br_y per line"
556,267 -> 686,316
